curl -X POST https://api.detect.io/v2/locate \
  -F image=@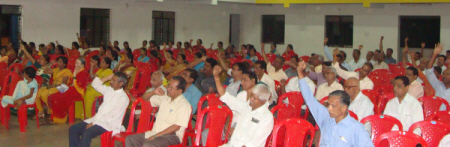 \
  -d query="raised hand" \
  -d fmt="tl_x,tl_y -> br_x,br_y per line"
56,40 -> 59,45
212,65 -> 222,78
333,48 -> 339,56
324,38 -> 328,45
296,61 -> 306,75
358,45 -> 363,50
405,37 -> 408,42
381,36 -> 384,40
433,43 -> 444,55
421,42 -> 426,48
280,79 -> 286,87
